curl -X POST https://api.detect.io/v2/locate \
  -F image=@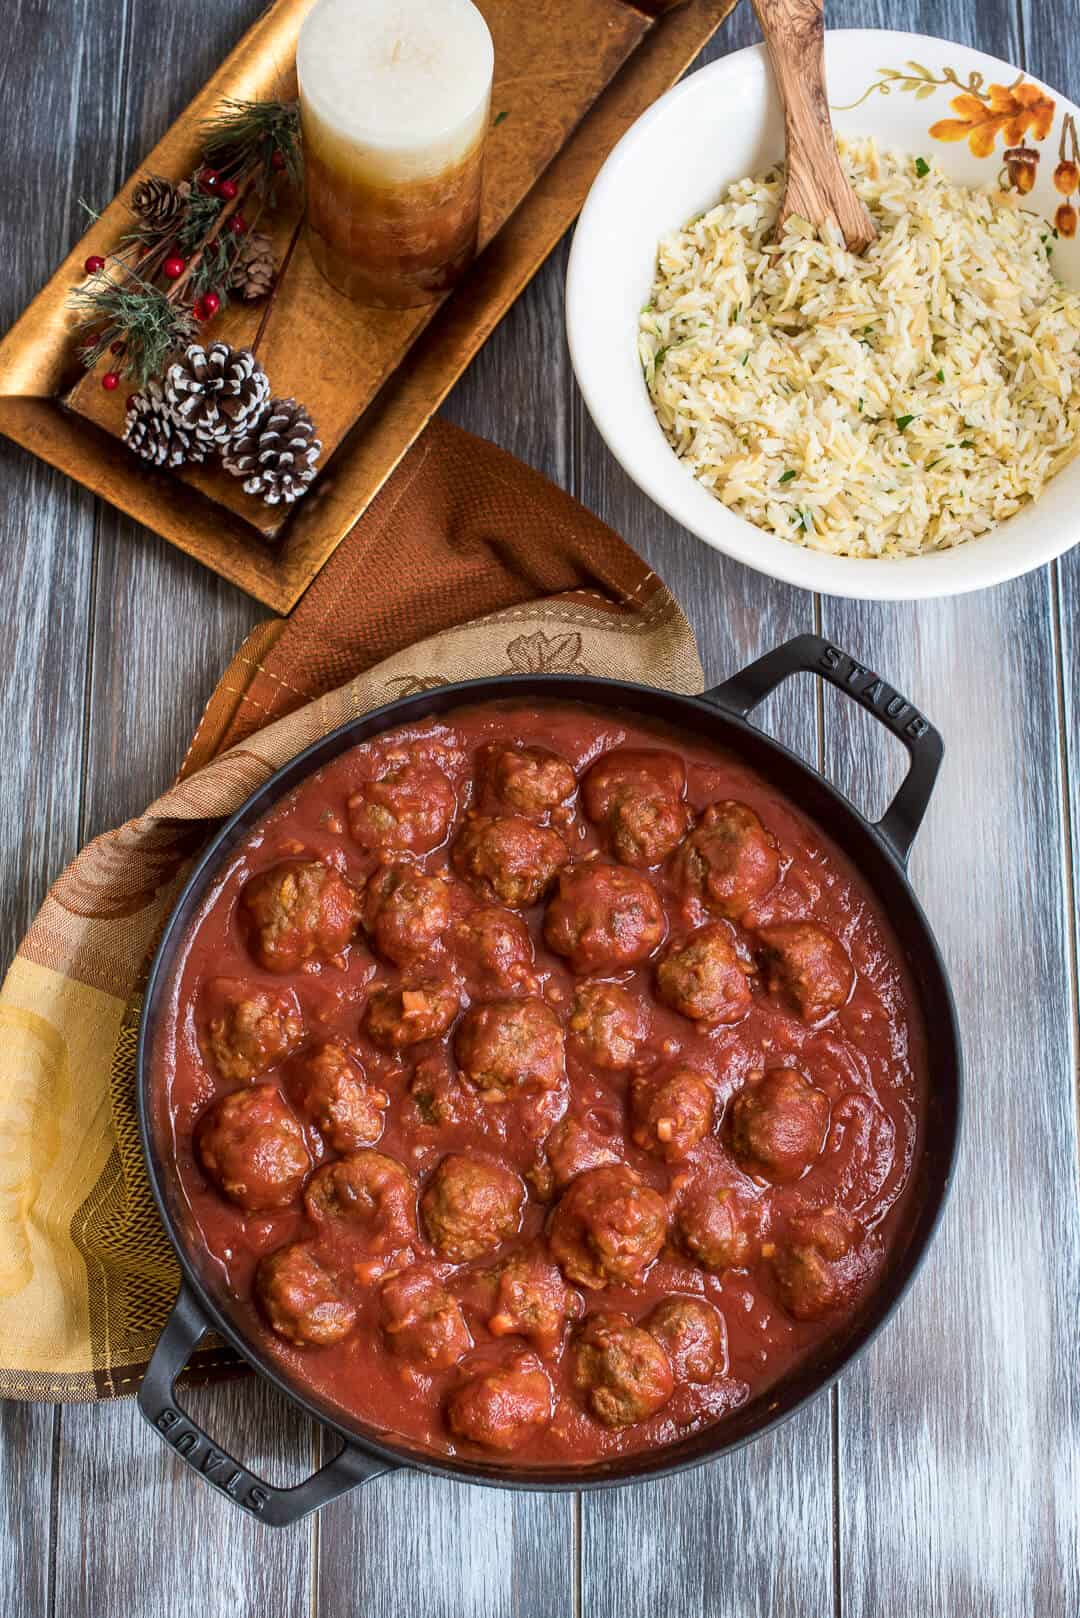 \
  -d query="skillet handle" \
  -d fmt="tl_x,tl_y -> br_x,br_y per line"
703,632 -> 943,866
138,1284 -> 398,1526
